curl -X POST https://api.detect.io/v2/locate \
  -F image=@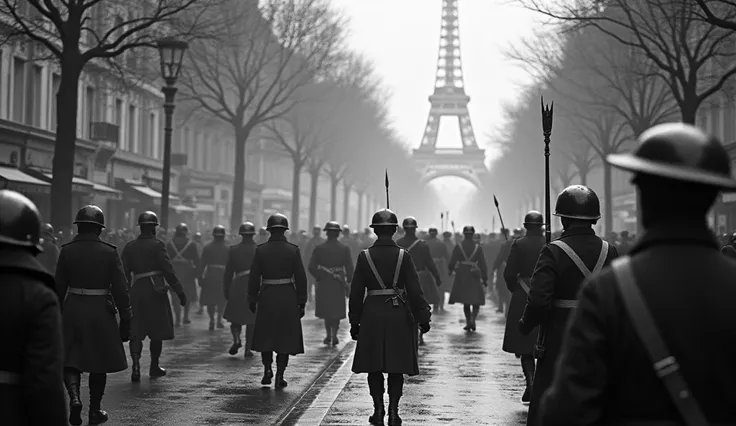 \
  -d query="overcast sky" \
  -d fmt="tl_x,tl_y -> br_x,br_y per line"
330,0 -> 544,227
